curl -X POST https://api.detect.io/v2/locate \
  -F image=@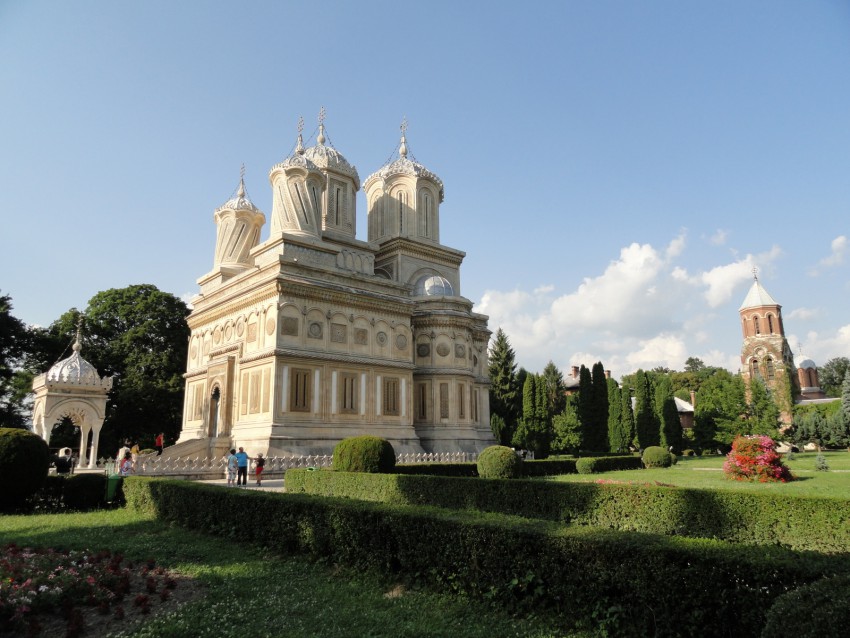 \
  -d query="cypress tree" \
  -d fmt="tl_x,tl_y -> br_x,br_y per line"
607,378 -> 626,453
590,362 -> 609,453
634,370 -> 659,449
620,386 -> 636,449
578,365 -> 594,452
542,361 -> 567,416
655,376 -> 682,453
